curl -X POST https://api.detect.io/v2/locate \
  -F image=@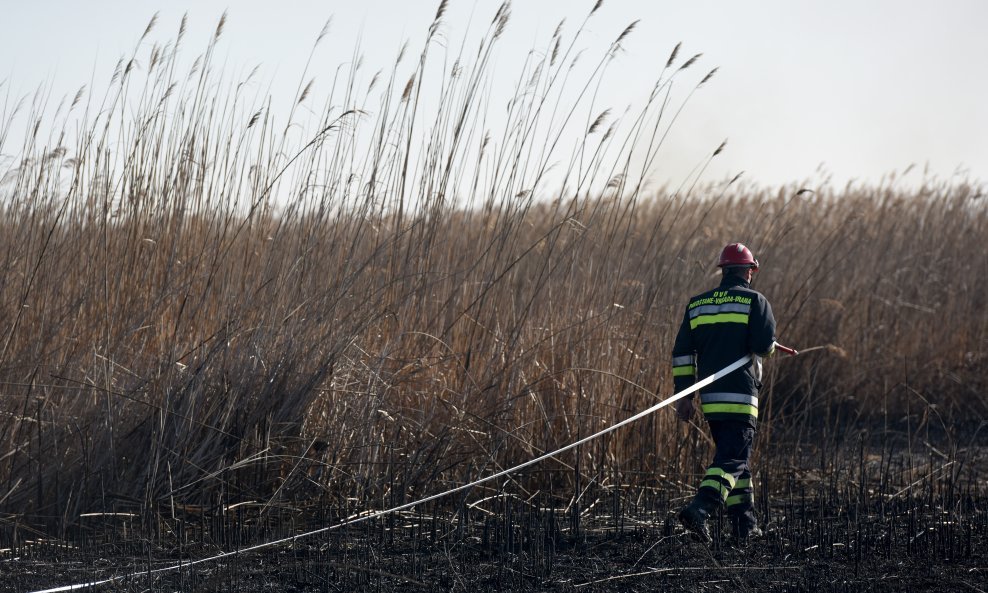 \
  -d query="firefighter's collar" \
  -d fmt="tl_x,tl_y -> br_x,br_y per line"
719,275 -> 750,289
